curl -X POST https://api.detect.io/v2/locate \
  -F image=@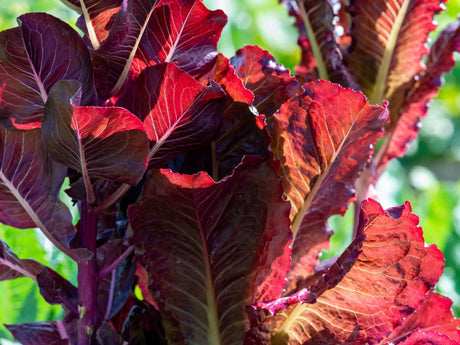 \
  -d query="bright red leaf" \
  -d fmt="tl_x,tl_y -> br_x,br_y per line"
230,46 -> 300,116
271,80 -> 388,280
246,199 -> 445,345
